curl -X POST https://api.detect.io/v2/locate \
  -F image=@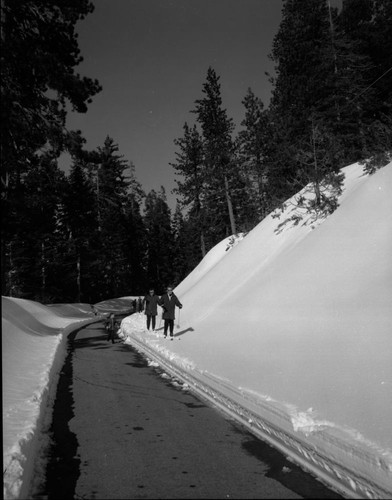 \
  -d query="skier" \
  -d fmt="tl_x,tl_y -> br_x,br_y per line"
159,286 -> 182,340
143,288 -> 159,331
